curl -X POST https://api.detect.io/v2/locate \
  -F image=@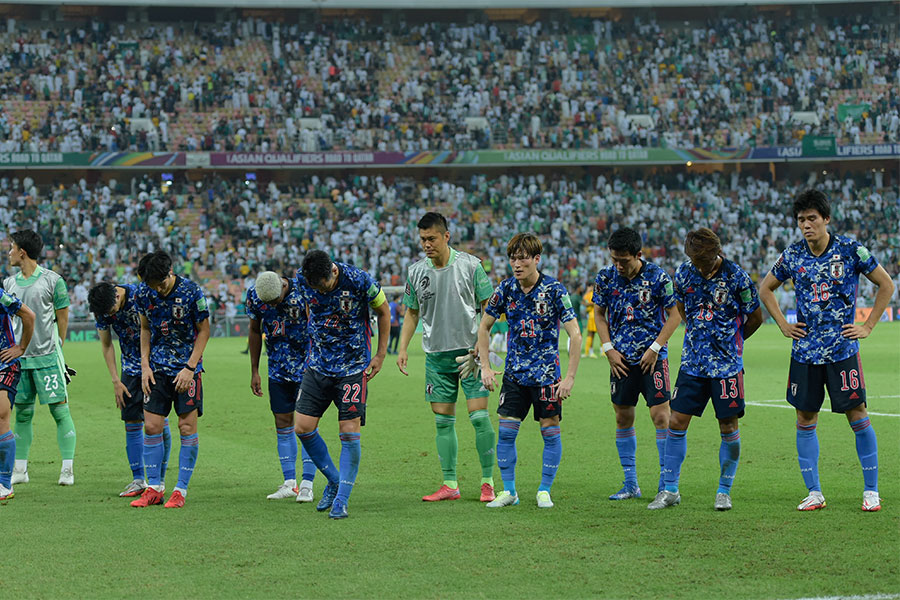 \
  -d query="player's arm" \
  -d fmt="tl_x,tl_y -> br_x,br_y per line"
174,318 -> 210,394
595,305 -> 628,378
367,296 -> 391,380
396,307 -> 418,376
639,304 -> 682,374
55,306 -> 69,346
0,304 -> 34,363
555,317 -> 582,400
477,312 -> 497,392
742,306 -> 764,340
248,318 -> 264,397
98,329 -> 131,409
759,272 -> 806,339
843,265 -> 896,339
140,314 -> 155,395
